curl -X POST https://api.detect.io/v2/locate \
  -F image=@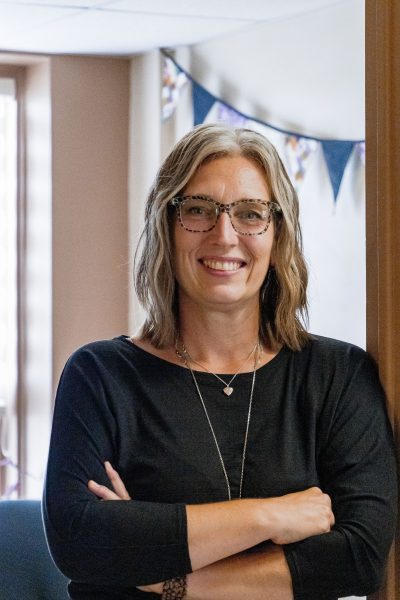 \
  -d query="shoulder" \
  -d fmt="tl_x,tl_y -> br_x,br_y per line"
299,335 -> 384,406
65,335 -> 132,366
56,336 -> 163,400
283,334 -> 379,392
62,335 -> 178,379
60,335 -> 153,381
301,334 -> 370,367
